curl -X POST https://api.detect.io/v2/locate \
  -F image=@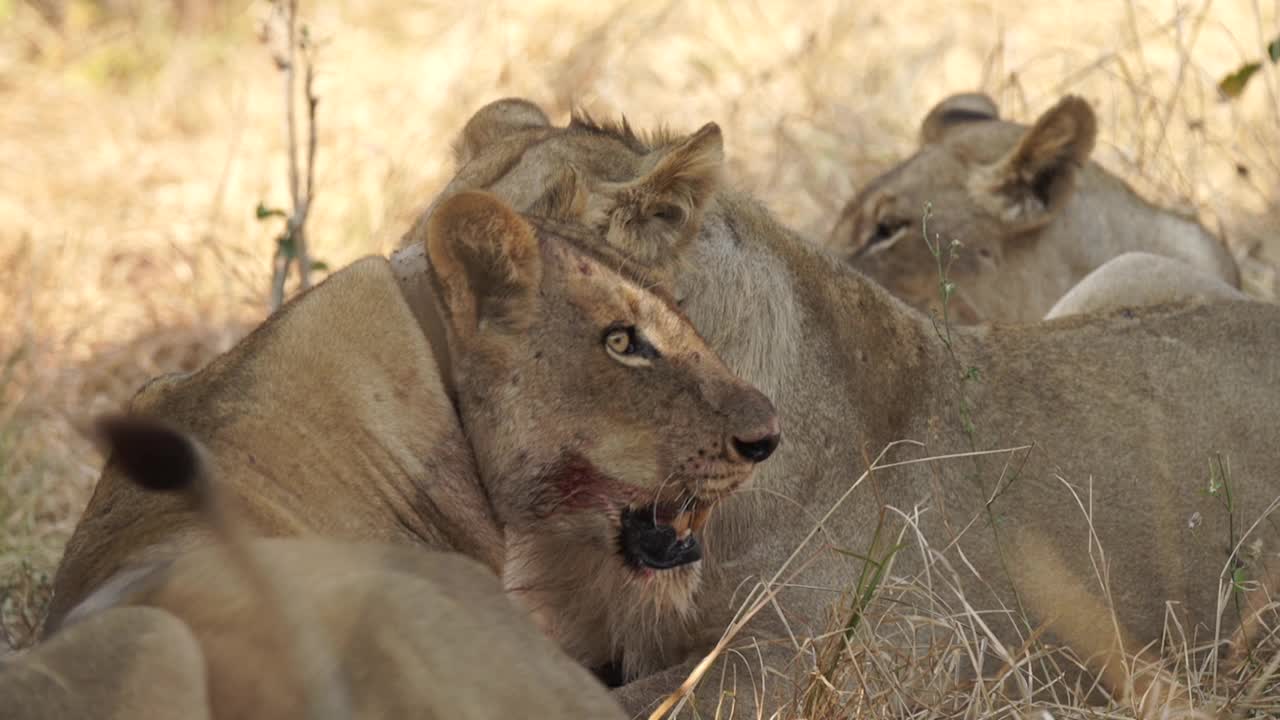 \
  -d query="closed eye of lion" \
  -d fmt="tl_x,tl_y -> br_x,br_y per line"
827,92 -> 1242,324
